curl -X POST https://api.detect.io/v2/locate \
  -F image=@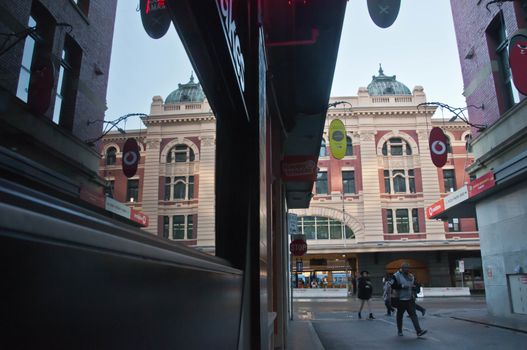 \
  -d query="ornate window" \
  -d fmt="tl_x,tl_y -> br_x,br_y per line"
385,208 -> 420,234
345,136 -> 353,156
106,147 -> 117,165
382,137 -> 412,156
164,176 -> 194,200
299,216 -> 354,240
384,169 -> 416,194
316,171 -> 328,194
167,144 -> 195,163
162,215 -> 195,240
